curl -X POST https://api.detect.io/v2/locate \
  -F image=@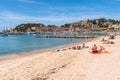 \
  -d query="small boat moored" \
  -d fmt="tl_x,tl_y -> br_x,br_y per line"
1,33 -> 8,37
